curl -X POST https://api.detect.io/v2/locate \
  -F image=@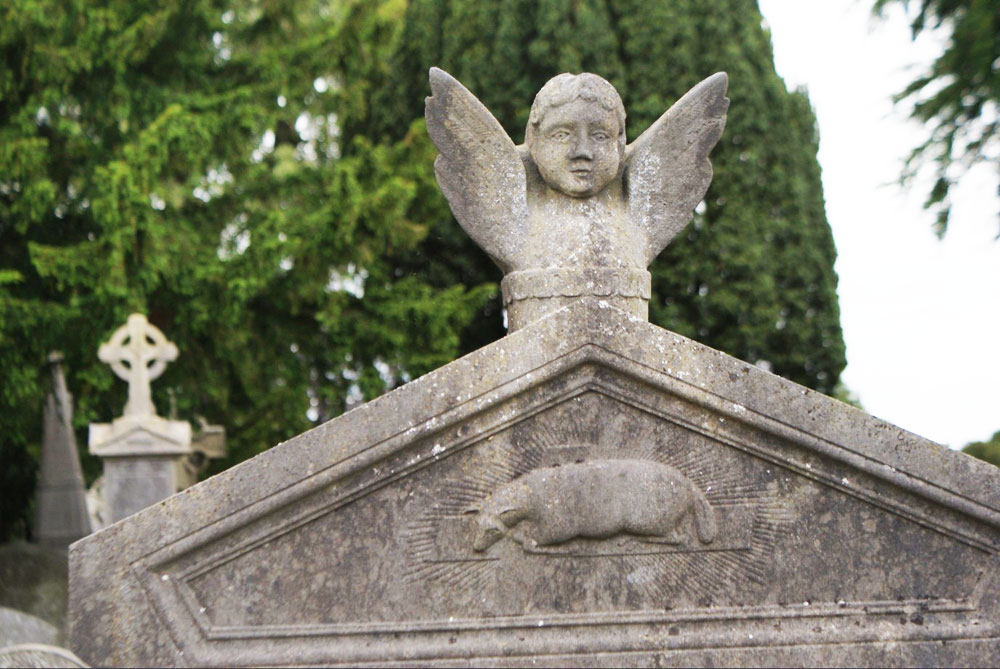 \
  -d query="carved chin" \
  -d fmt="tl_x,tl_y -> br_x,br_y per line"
472,526 -> 505,552
562,180 -> 599,198
549,173 -> 613,198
